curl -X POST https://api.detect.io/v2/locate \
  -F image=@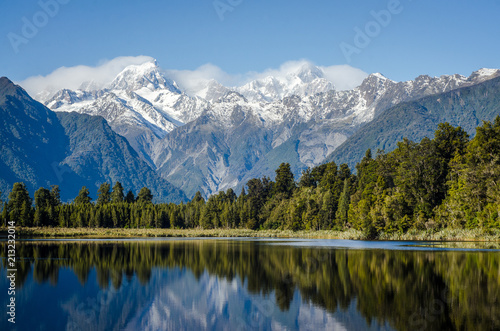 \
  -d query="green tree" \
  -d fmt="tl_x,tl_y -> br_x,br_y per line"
299,168 -> 315,188
50,185 -> 61,207
34,187 -> 52,226
8,182 -> 32,226
74,186 -> 92,205
96,183 -> 111,205
1,202 -> 9,227
438,117 -> 500,228
137,187 -> 153,204
273,163 -> 295,198
246,178 -> 269,227
125,190 -> 136,203
111,182 -> 125,203
335,179 -> 350,228
433,122 -> 469,160
158,209 -> 169,228
192,191 -> 204,203
20,200 -> 33,227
